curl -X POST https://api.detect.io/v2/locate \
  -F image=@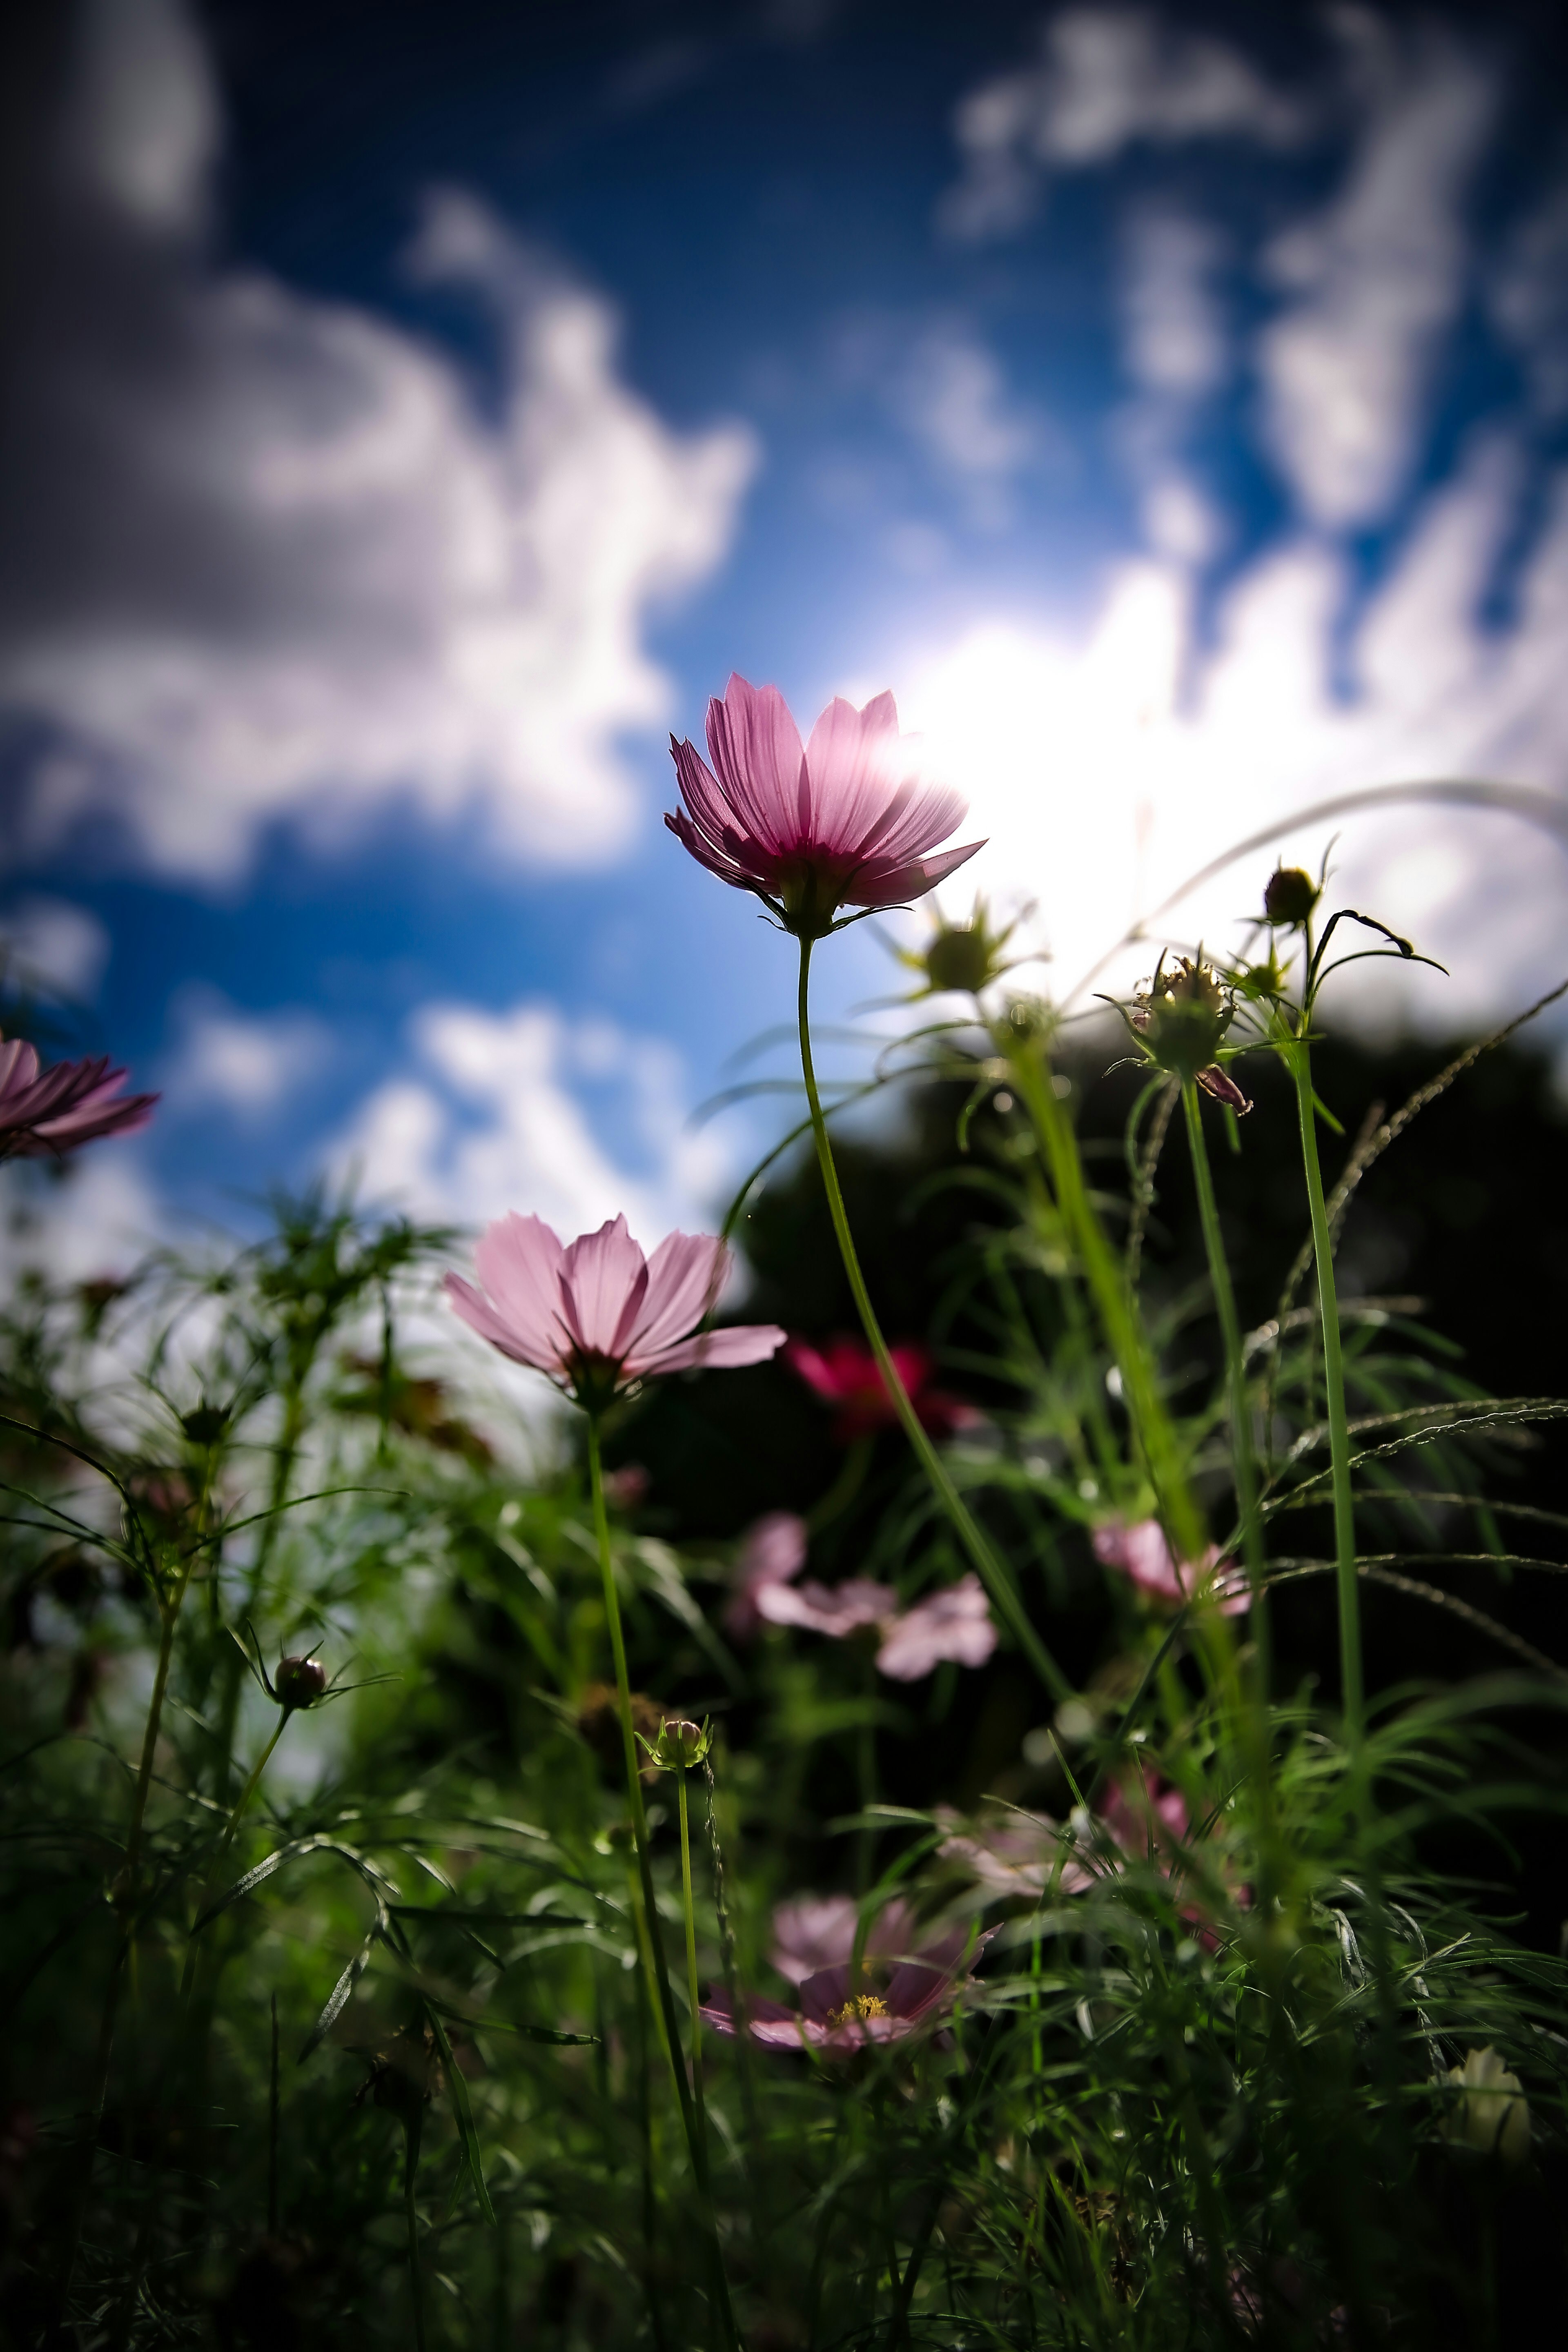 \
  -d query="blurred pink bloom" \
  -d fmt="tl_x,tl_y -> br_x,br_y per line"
445,1212 -> 784,1405
725,1510 -> 809,1640
0,1036 -> 156,1161
703,1895 -> 991,2053
666,674 -> 984,940
753,1562 -> 999,1682
875,1574 -> 998,1680
784,1334 -> 979,1443
1092,1518 -> 1248,1616
756,1575 -> 895,1637
938,1806 -> 1094,1899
